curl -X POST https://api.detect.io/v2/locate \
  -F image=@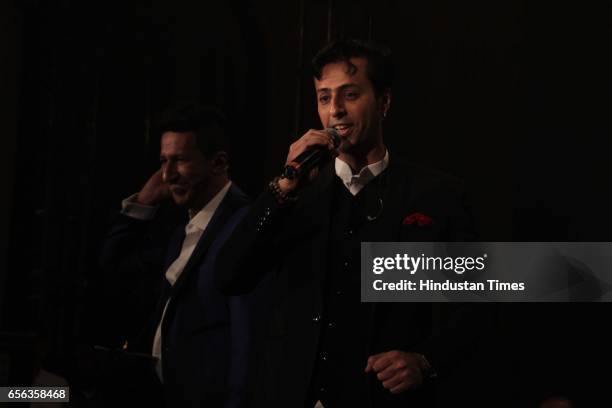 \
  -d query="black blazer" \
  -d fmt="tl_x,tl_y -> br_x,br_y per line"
216,157 -> 489,407
99,184 -> 261,408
